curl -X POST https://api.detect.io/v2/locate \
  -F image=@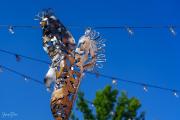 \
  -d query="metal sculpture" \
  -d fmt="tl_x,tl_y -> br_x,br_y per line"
36,9 -> 106,120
